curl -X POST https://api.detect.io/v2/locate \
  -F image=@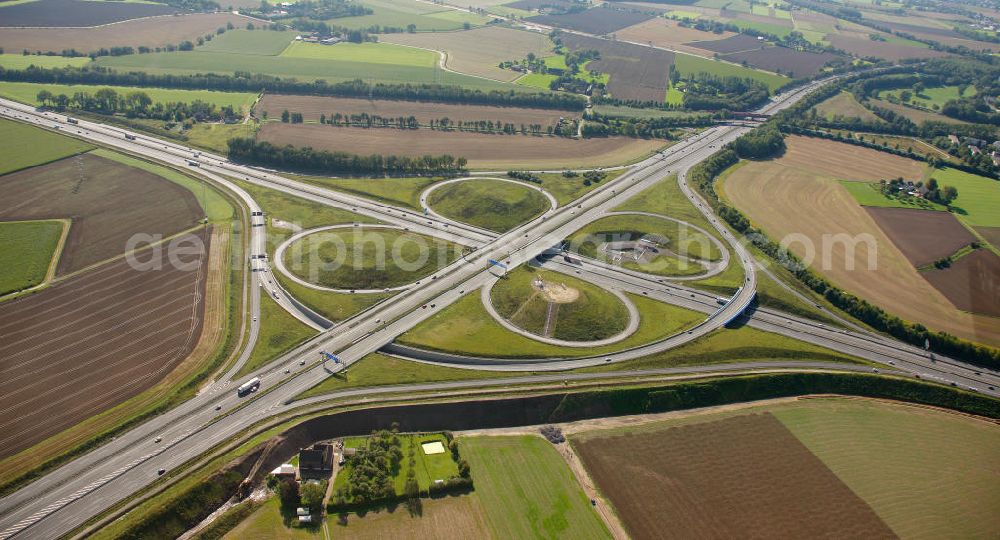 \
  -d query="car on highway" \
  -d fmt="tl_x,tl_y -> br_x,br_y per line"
157,469 -> 166,476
